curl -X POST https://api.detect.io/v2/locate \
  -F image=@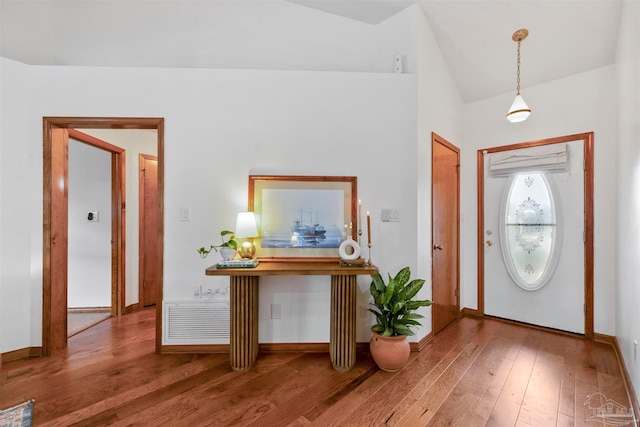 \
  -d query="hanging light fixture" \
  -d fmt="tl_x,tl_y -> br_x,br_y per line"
506,28 -> 531,123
